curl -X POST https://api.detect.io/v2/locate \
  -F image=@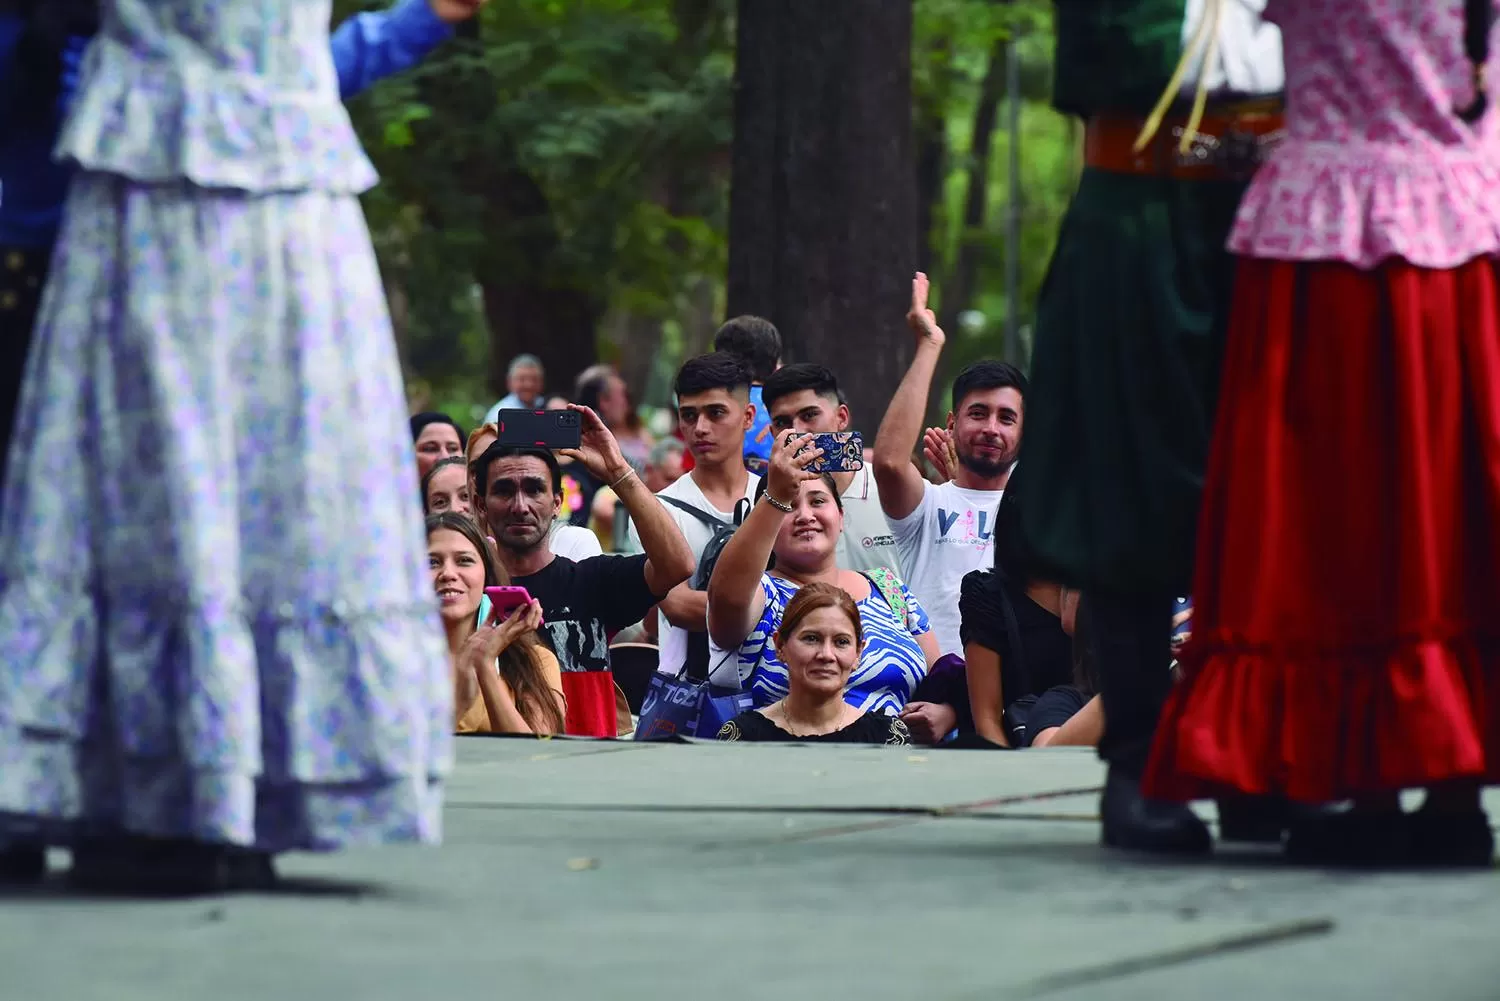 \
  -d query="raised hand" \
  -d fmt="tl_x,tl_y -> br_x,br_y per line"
428,0 -> 488,24
906,272 -> 946,348
766,430 -> 824,506
557,404 -> 631,484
